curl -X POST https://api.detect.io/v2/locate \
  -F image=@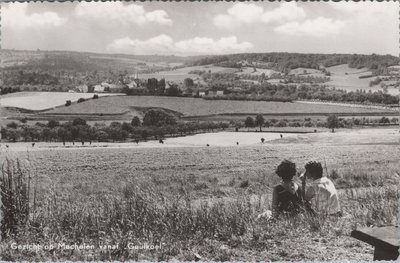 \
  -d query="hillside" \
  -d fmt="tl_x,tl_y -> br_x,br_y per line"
188,53 -> 400,73
0,49 -> 196,72
41,96 -> 394,117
